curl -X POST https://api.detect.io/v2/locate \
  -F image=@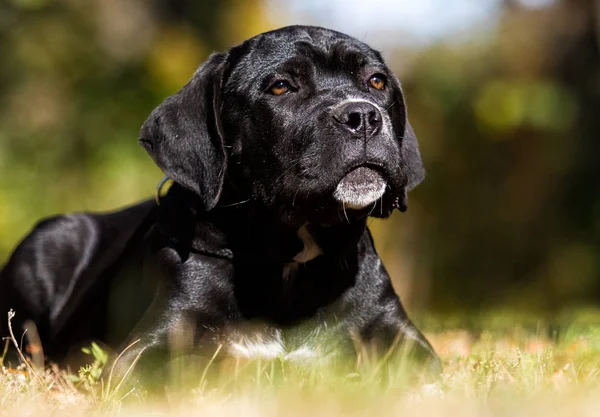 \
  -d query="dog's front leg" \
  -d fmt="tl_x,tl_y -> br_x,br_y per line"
105,298 -> 225,392
356,307 -> 442,379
